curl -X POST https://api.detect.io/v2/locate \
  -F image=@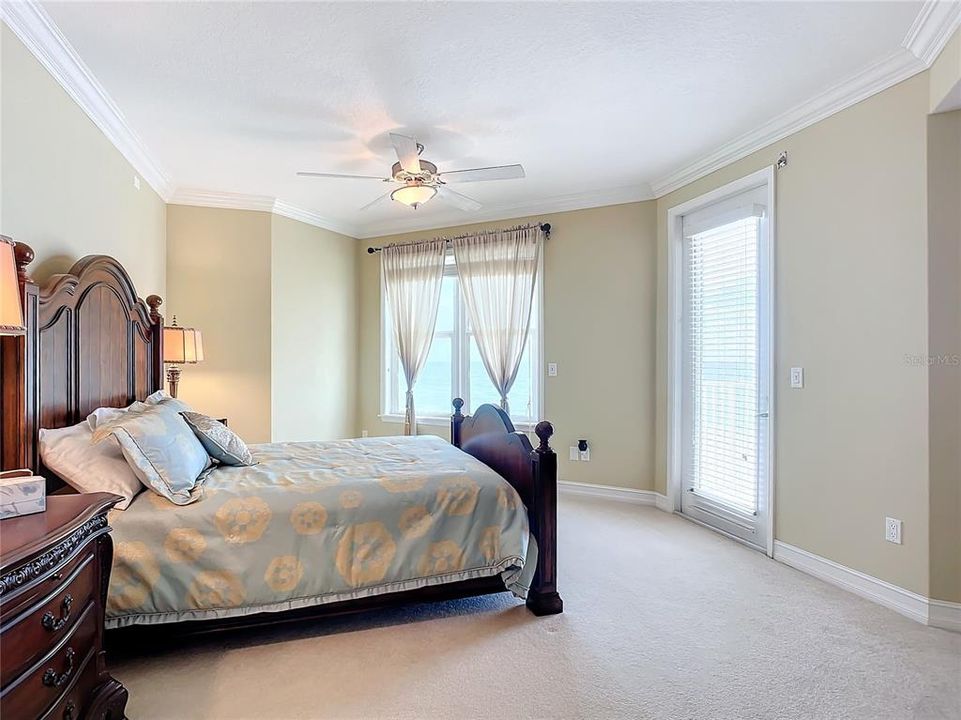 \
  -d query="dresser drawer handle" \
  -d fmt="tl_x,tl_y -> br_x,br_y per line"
41,594 -> 73,632
42,647 -> 75,688
64,700 -> 76,720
